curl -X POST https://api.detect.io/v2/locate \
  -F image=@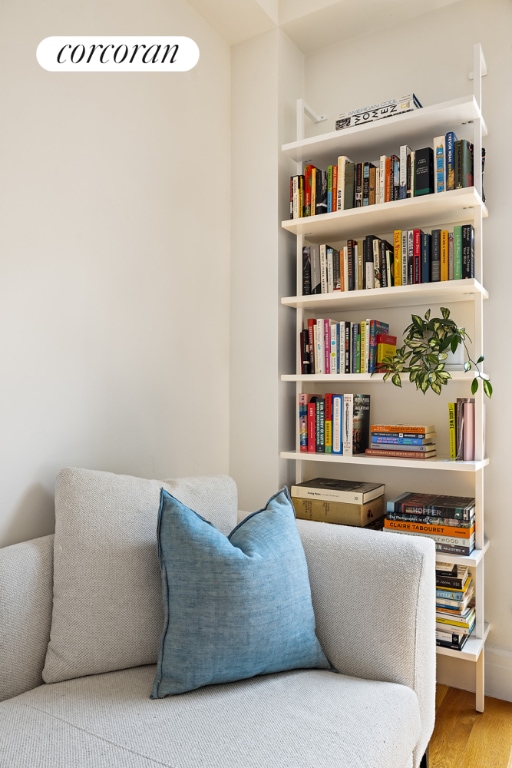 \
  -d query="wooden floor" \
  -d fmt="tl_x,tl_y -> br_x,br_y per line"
429,685 -> 512,768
